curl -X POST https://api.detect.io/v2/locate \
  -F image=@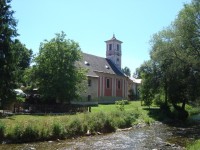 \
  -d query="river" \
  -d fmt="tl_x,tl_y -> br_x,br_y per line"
1,121 -> 200,150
